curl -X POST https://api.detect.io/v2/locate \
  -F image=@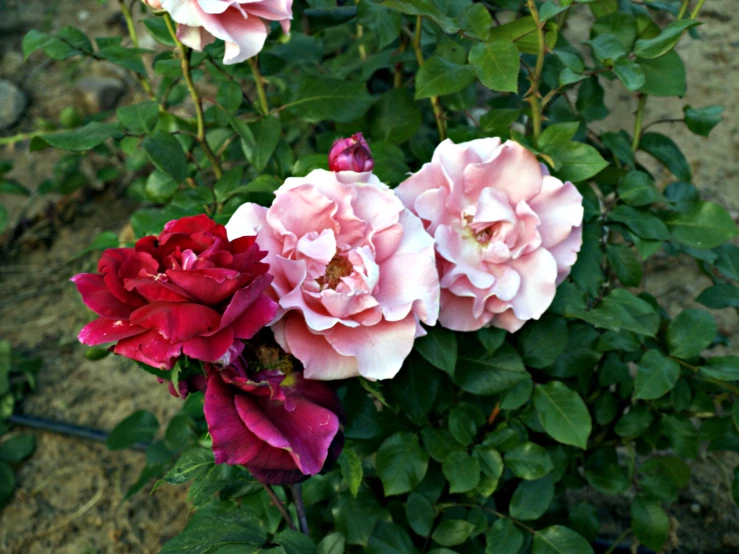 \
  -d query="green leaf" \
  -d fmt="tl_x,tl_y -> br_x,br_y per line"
376,432 -> 429,496
489,16 -> 558,55
107,410 -> 158,451
613,57 -> 646,91
504,442 -> 554,480
391,354 -> 440,425
143,18 -> 176,46
576,77 -> 608,121
457,3 -> 494,40
591,12 -> 636,50
145,170 -> 179,204
415,57 -> 476,99
142,132 -> 188,183
666,201 -> 738,249
338,448 -> 363,498
317,533 -> 346,554
566,288 -> 660,336
469,40 -> 520,94
160,448 -> 214,485
288,77 -> 373,123
601,130 -> 635,167
431,520 -> 475,547
588,34 -> 626,63
631,496 -> 669,552
406,492 -> 435,537
0,461 -> 16,509
23,29 -> 55,59
38,122 -> 123,151
98,45 -> 147,76
684,105 -> 723,137
542,141 -> 608,182
538,122 -> 580,149
415,327 -> 457,374
606,244 -> 642,287
160,505 -> 267,554
539,0 -> 570,22
358,0 -> 403,49
454,343 -> 529,396
634,350 -> 680,400
638,50 -> 686,96
518,314 -> 568,369
448,406 -> 478,446
275,529 -> 316,554
696,284 -> 739,309
667,309 -> 716,359
634,19 -> 700,59
214,167 -> 245,203
618,170 -> 662,206
614,404 -> 653,438
379,0 -> 458,34
533,526 -> 594,554
368,141 -> 411,185
509,475 -> 554,521
639,132 -> 691,182
732,467 -> 739,507
714,244 -> 739,281
533,382 -> 592,449
699,356 -> 739,381
187,464 -> 239,507
0,435 -> 35,463
608,205 -> 669,240
117,101 -> 159,135
0,205 -> 7,235
442,451 -> 480,493
485,519 -> 523,554
370,88 -> 422,144
334,489 -> 388,546
368,522 -> 416,554
661,415 -> 699,458
217,81 -> 242,114
243,117 -> 281,172
0,179 -> 30,196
